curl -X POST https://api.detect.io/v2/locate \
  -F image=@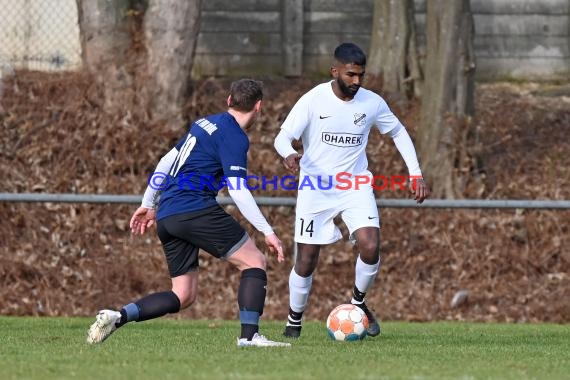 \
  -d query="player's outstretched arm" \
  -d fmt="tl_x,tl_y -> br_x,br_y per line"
140,147 -> 178,208
387,124 -> 429,203
132,148 -> 178,235
226,176 -> 284,262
